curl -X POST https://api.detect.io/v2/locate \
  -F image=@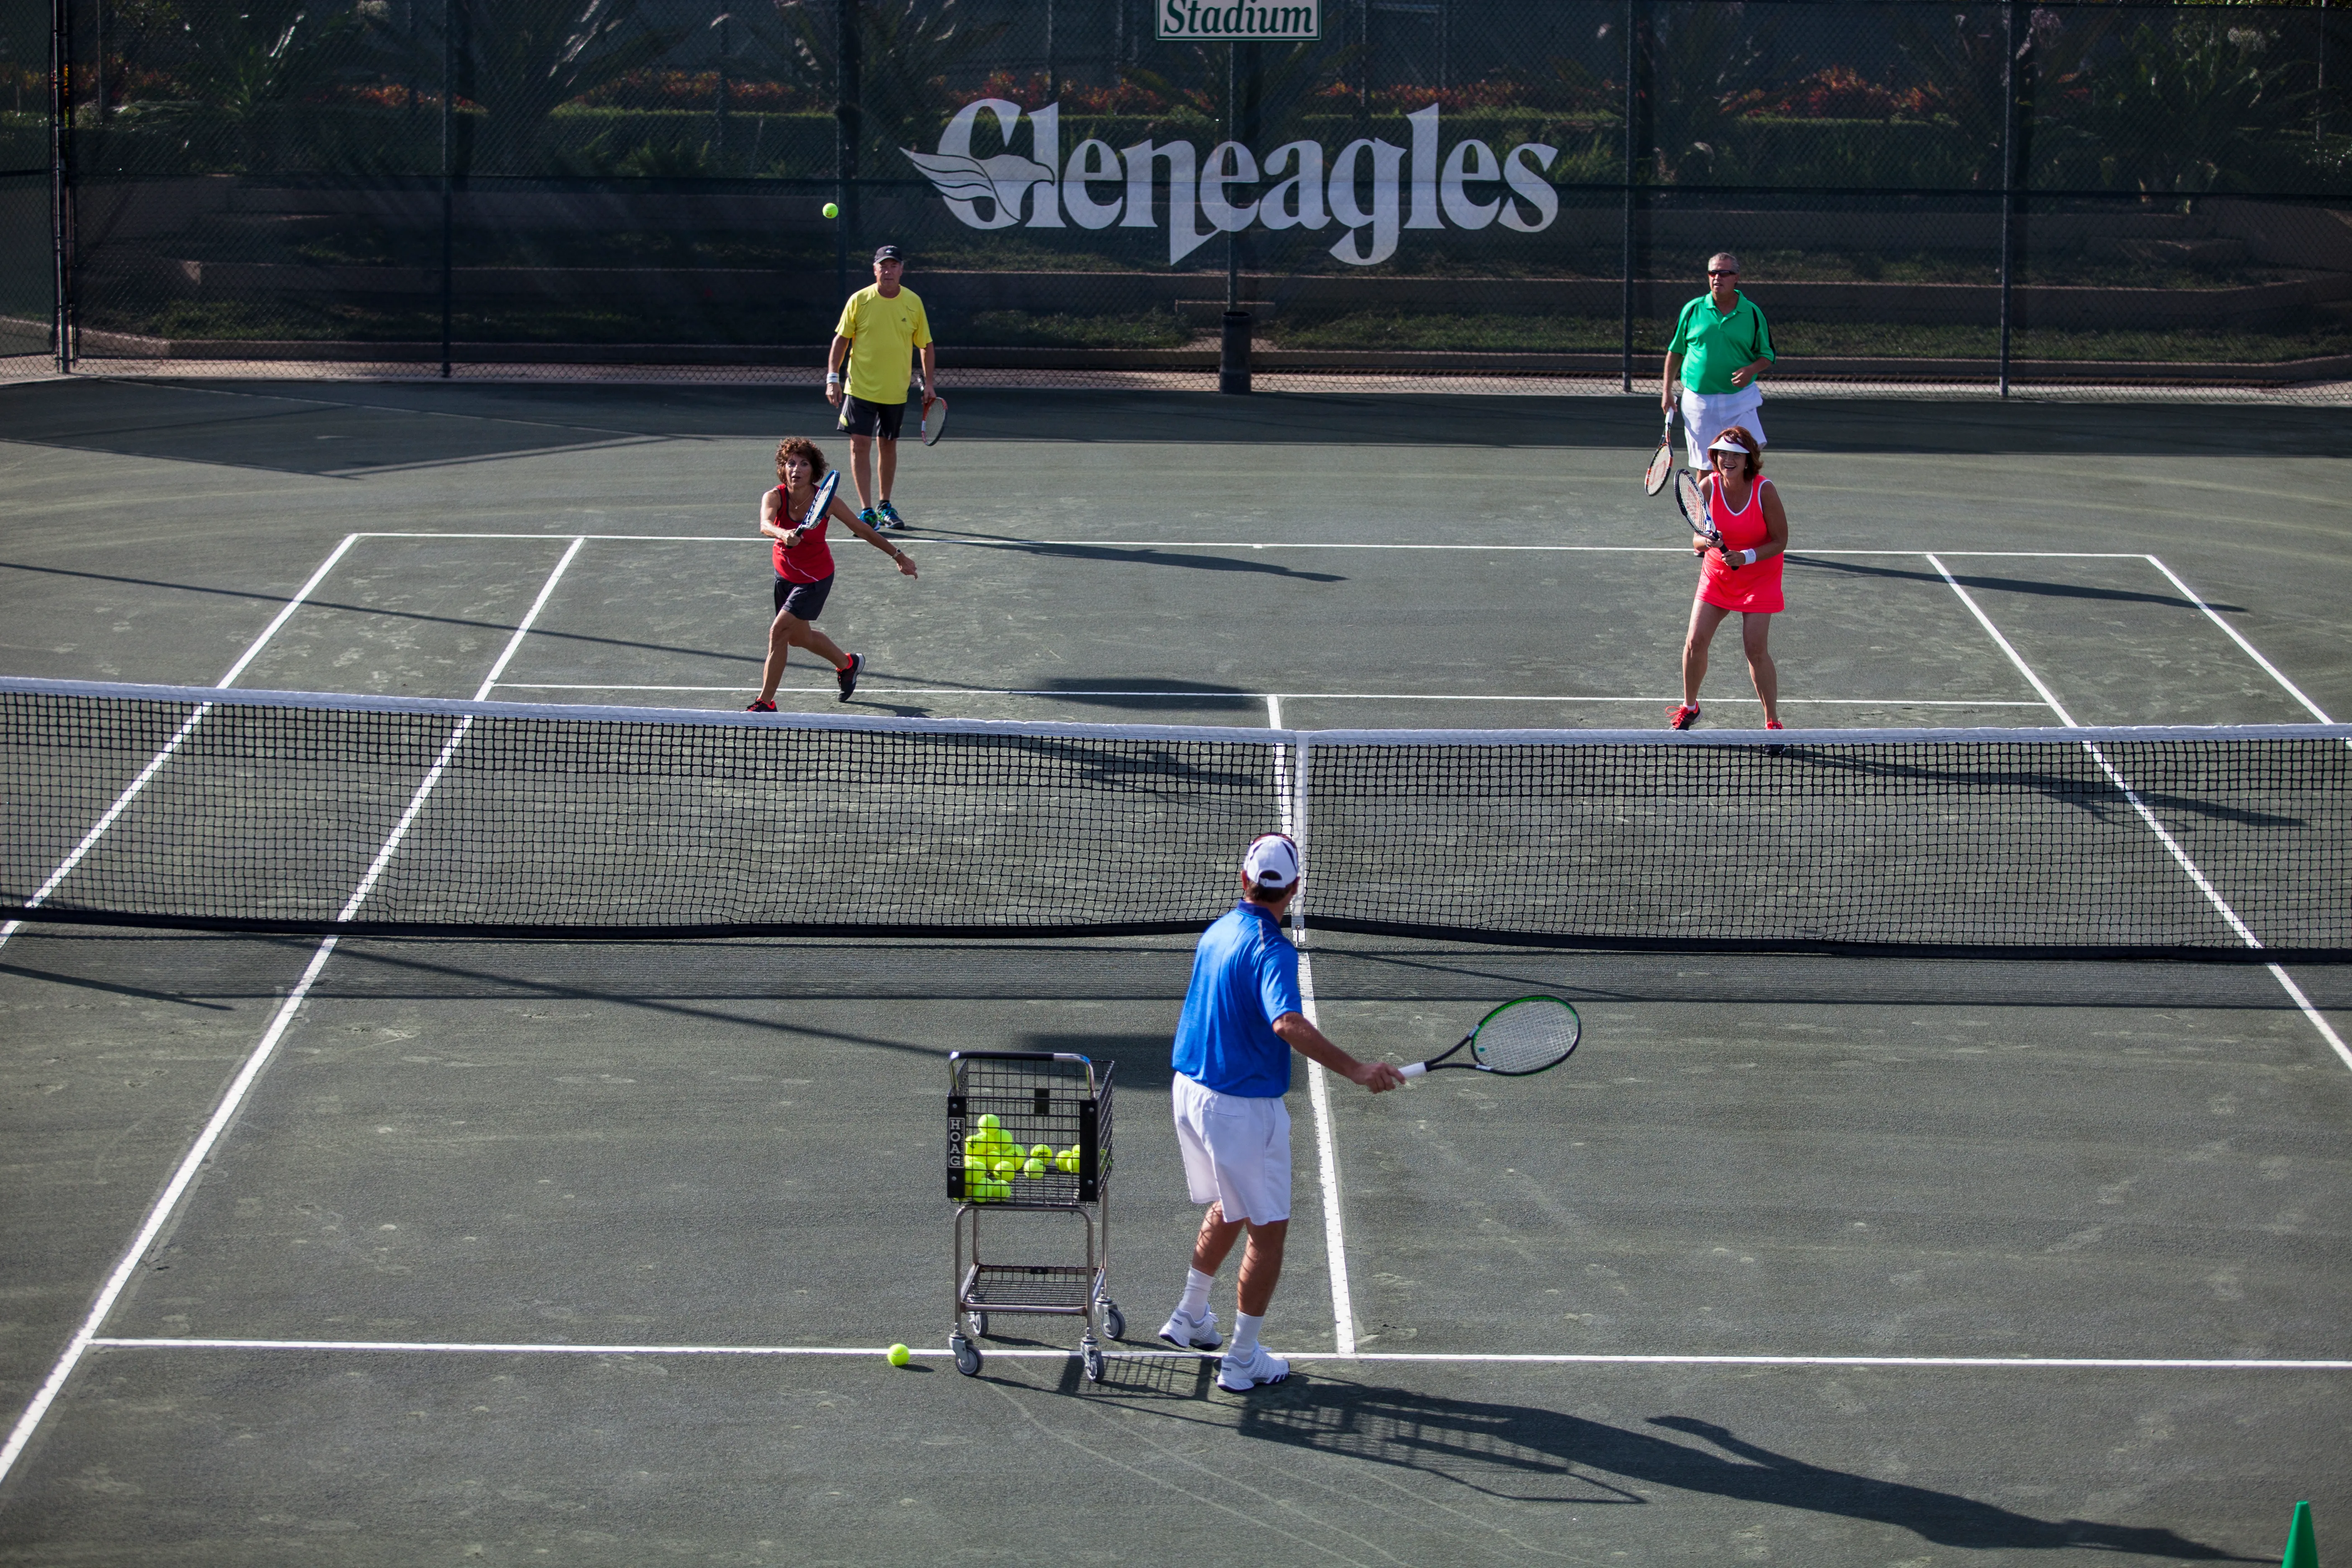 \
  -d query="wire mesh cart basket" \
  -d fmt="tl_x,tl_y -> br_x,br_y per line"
946,1051 -> 1122,1380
